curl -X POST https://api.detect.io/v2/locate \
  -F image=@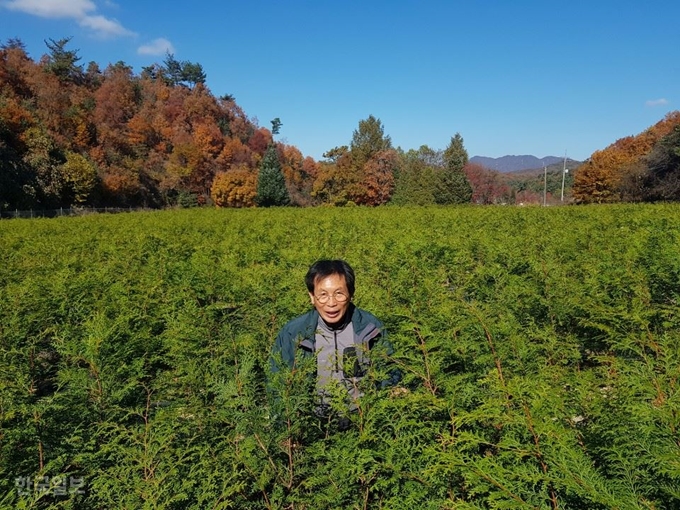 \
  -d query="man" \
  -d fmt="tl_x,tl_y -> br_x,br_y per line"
269,259 -> 396,429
